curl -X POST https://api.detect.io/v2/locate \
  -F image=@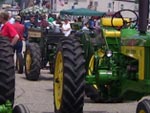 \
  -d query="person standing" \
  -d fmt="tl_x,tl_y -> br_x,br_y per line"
0,12 -> 19,46
24,16 -> 37,42
62,18 -> 72,37
88,17 -> 95,30
12,16 -> 25,54
48,14 -> 54,23
38,15 -> 49,28
82,22 -> 89,31
52,18 -> 62,33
